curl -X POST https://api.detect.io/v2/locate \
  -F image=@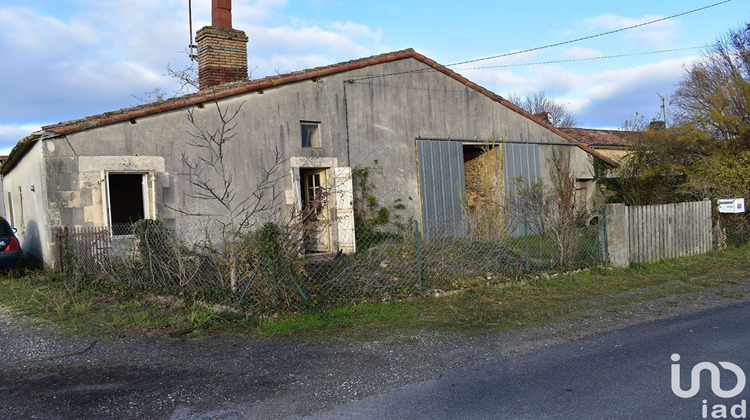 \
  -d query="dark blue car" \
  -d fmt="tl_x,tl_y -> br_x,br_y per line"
0,217 -> 21,268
